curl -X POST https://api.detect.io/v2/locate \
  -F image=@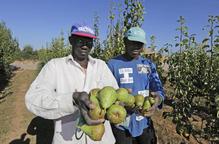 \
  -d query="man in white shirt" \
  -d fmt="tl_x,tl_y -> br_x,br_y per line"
25,24 -> 118,144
